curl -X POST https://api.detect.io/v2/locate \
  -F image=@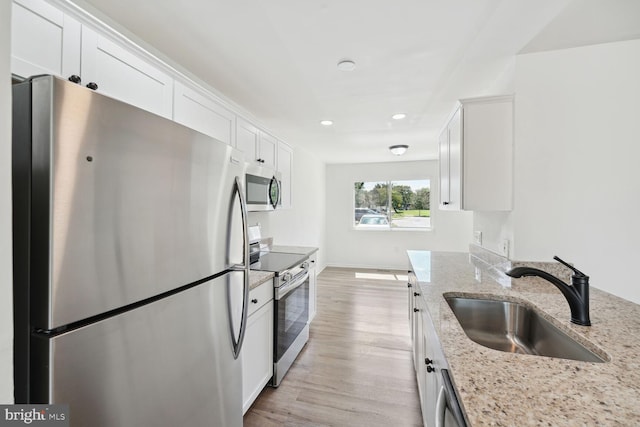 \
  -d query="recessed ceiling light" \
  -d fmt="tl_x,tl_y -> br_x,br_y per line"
392,113 -> 407,120
320,120 -> 333,126
337,60 -> 356,72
